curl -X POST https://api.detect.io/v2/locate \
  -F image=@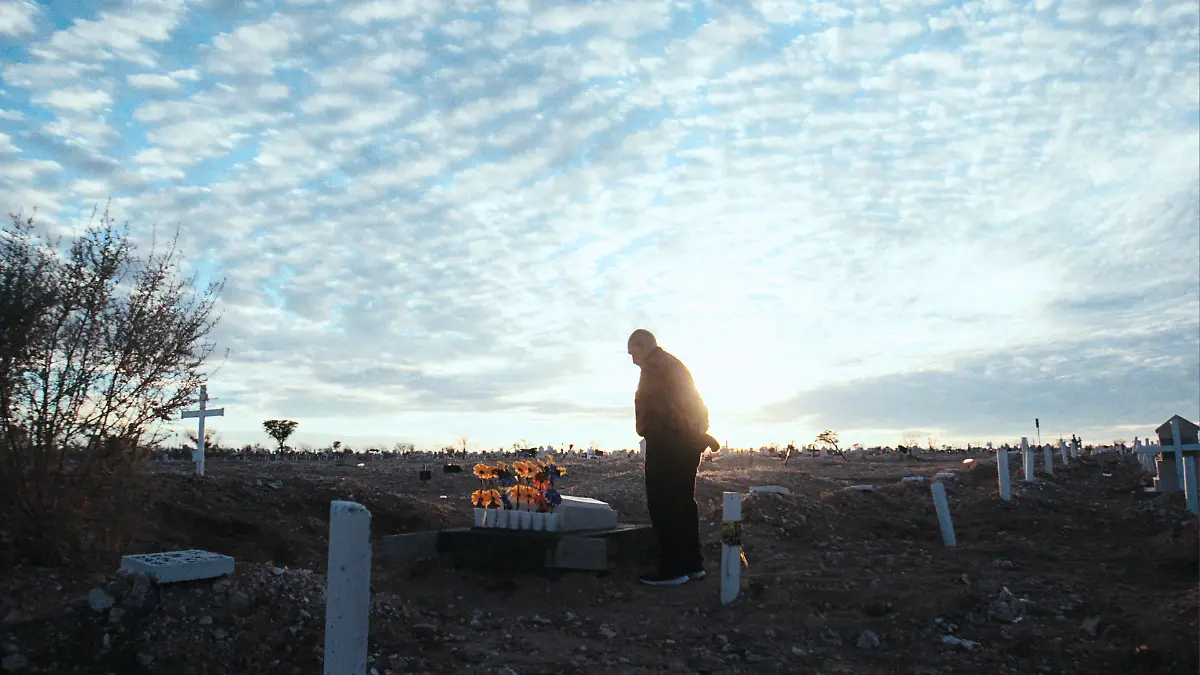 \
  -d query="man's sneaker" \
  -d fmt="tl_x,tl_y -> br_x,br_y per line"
688,570 -> 706,581
639,572 -> 689,586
